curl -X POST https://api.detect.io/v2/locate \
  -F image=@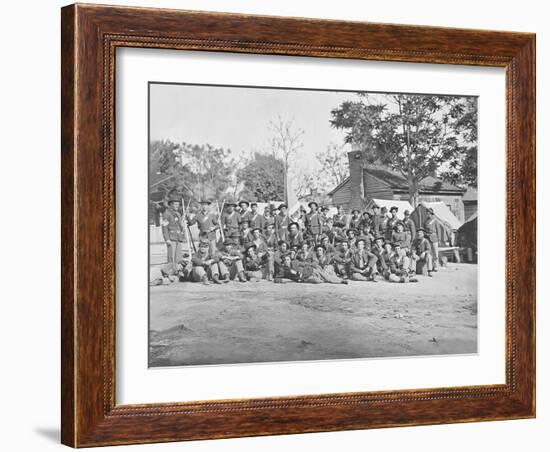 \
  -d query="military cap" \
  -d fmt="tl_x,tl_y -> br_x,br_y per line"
289,221 -> 300,230
278,203 -> 288,210
167,194 -> 181,203
239,200 -> 250,207
390,206 -> 398,213
308,201 -> 319,208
